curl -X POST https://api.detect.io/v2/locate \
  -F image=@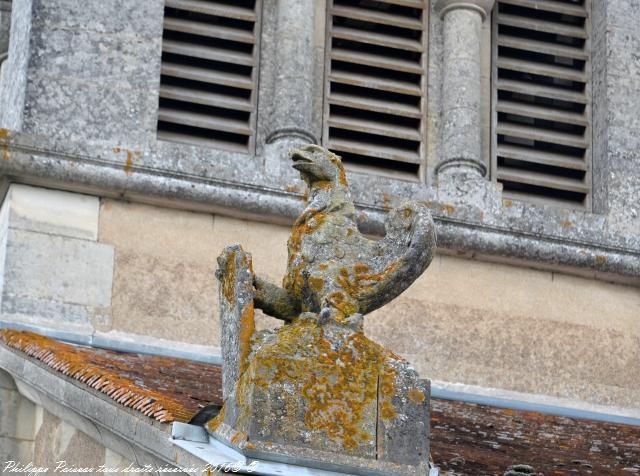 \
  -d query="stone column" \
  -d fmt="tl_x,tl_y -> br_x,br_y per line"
264,0 -> 318,146
435,0 -> 495,178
